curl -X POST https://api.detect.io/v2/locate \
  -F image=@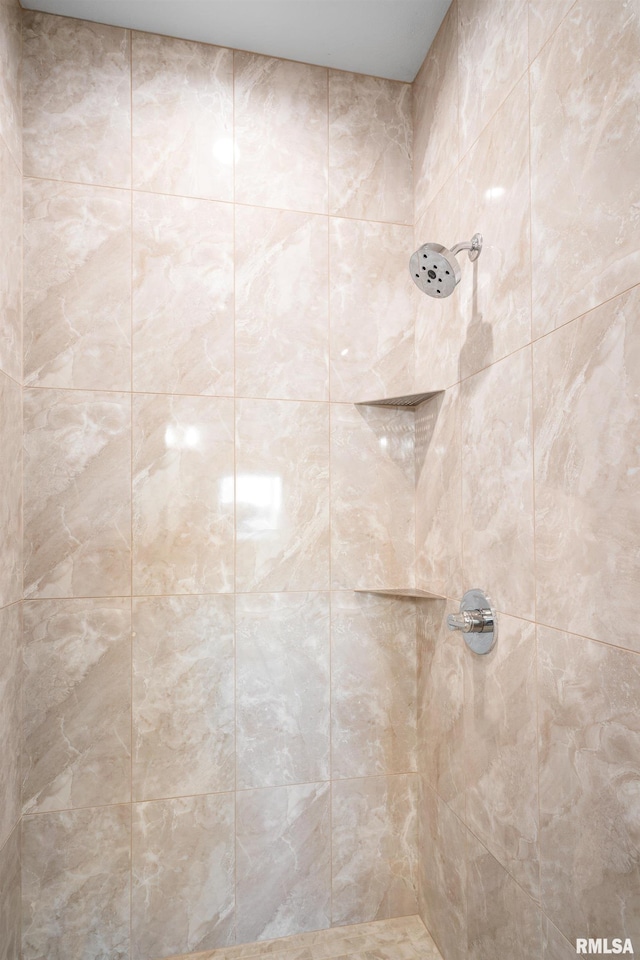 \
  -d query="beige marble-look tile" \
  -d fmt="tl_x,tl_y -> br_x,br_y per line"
24,389 -> 131,599
332,775 -> 418,926
458,0 -> 528,157
0,136 -> 21,383
132,32 -> 233,201
418,781 -> 467,960
331,591 -> 416,779
413,1 -> 458,221
538,626 -> 640,943
236,592 -> 329,789
24,179 -> 131,391
330,403 -> 414,591
458,76 -> 531,380
534,286 -> 640,650
235,52 -> 327,213
0,823 -> 20,960
235,205 -> 329,401
22,804 -> 131,960
133,192 -> 233,397
0,371 -> 21,608
417,600 -> 465,816
132,794 -> 235,960
528,0 -> 576,63
0,0 -> 21,169
22,12 -> 131,187
22,598 -> 131,814
465,614 -> 539,899
415,388 -> 462,599
235,399 -> 329,592
0,604 -> 20,850
542,916 -> 577,960
329,218 -> 414,403
133,394 -> 234,595
467,834 -> 542,960
414,171 -> 464,392
236,782 -> 331,943
530,0 -> 640,336
328,71 -> 412,224
132,595 -> 234,801
461,347 -> 535,620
